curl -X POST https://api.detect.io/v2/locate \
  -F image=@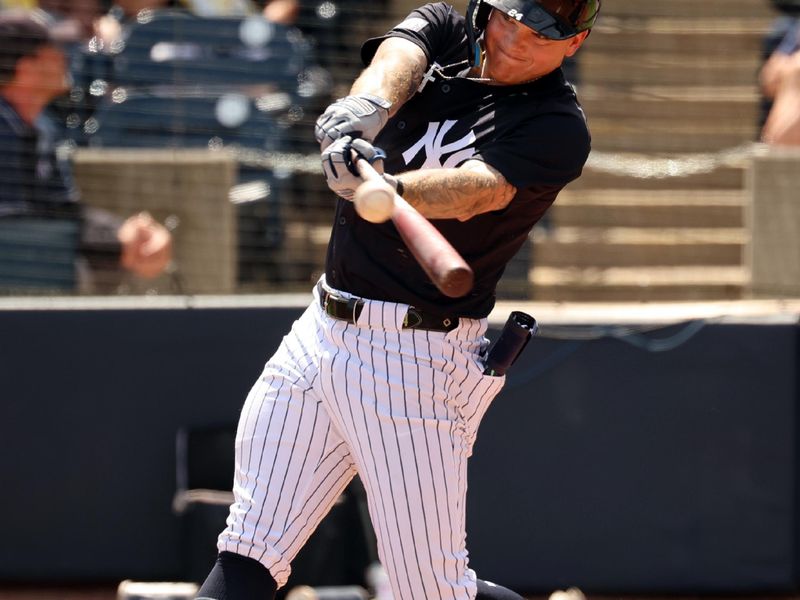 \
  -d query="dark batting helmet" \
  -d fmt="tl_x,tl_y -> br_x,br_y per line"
466,0 -> 601,66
